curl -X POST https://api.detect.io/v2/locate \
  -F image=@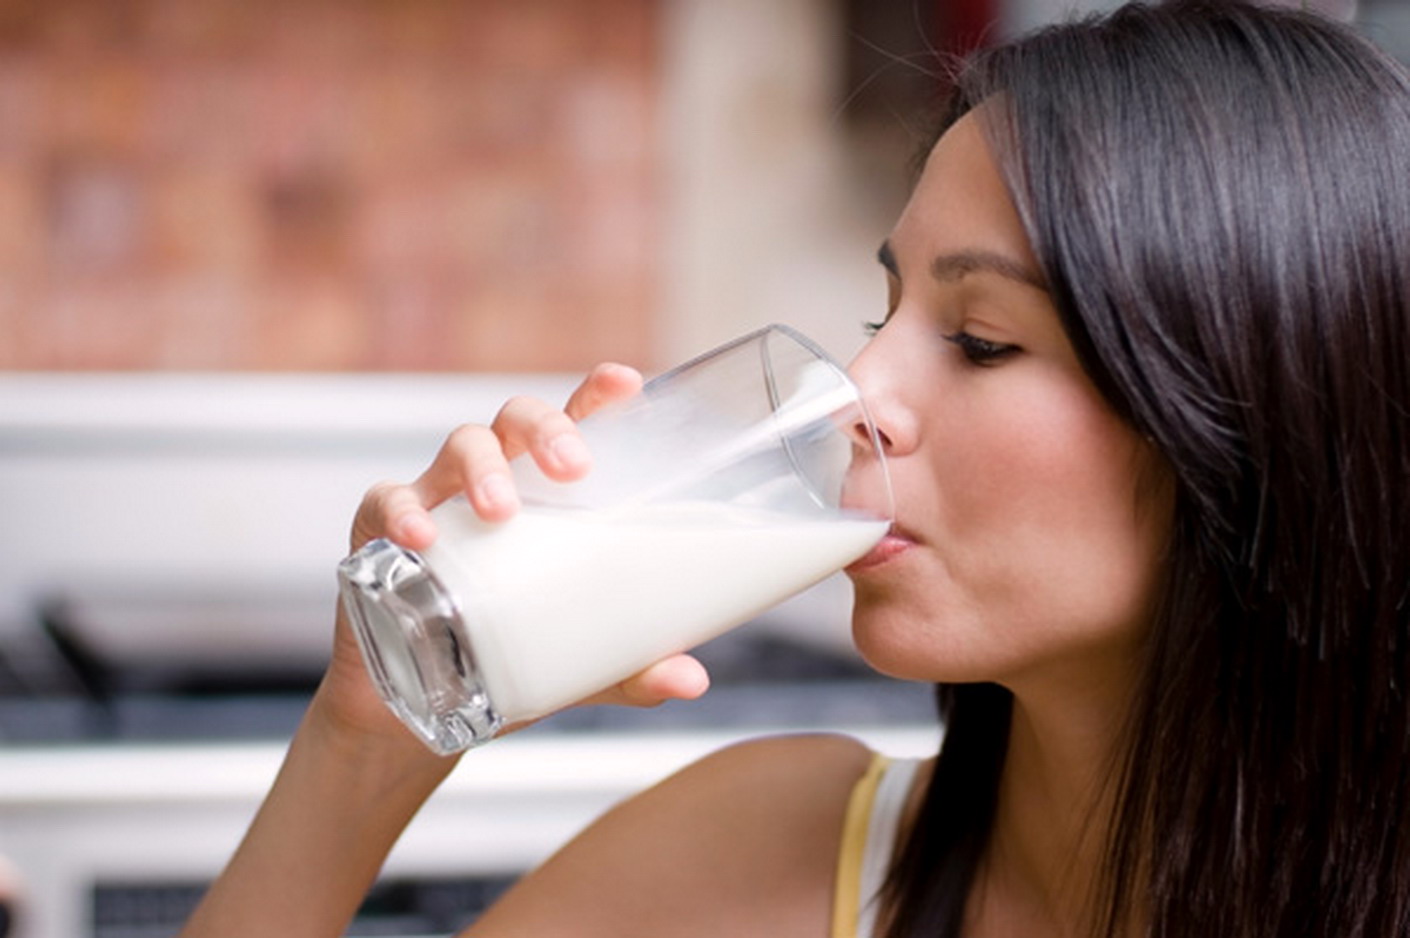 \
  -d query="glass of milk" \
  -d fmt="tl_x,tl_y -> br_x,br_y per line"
337,324 -> 893,754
